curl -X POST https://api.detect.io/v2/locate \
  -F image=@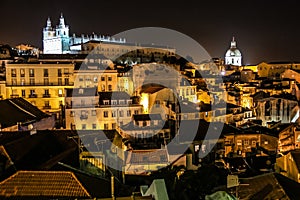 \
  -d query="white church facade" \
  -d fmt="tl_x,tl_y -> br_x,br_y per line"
43,14 -> 126,54
225,37 -> 242,66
